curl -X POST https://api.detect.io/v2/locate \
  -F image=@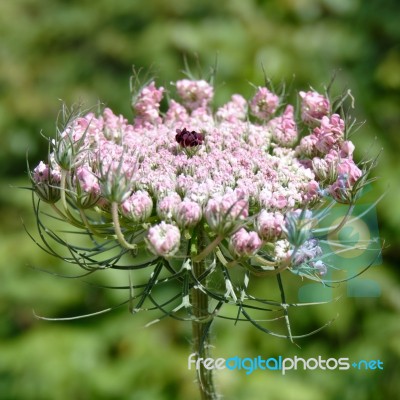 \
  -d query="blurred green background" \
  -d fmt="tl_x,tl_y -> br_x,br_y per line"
1,0 -> 399,399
